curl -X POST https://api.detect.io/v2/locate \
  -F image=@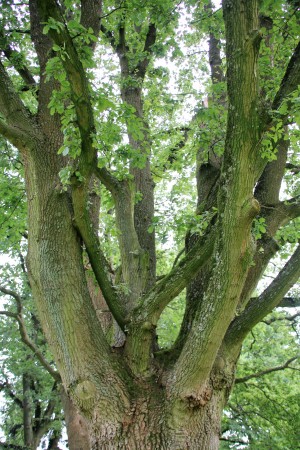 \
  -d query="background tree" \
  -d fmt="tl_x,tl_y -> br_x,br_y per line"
0,0 -> 300,448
